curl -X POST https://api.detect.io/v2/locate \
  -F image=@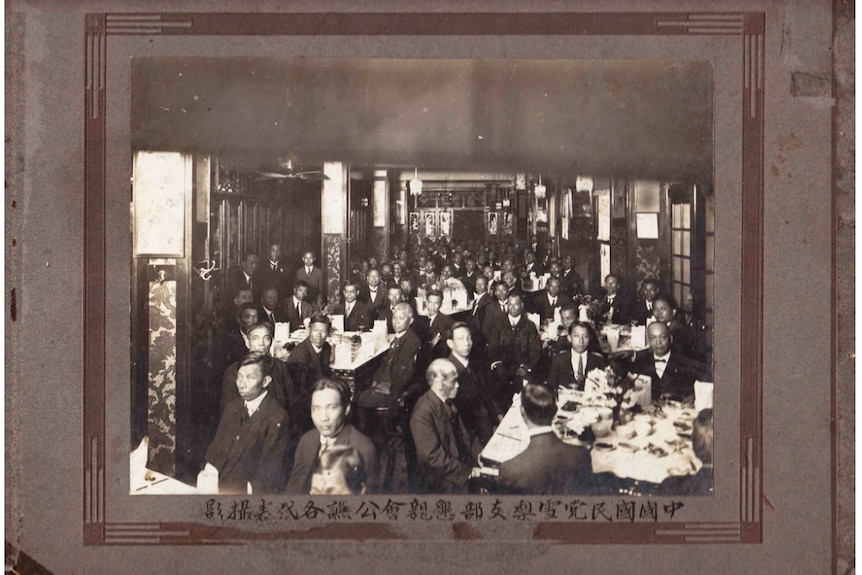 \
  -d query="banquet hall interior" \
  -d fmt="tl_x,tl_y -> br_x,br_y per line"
129,58 -> 715,493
